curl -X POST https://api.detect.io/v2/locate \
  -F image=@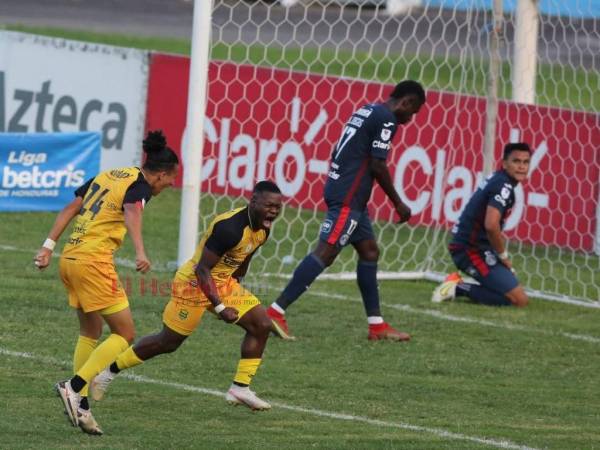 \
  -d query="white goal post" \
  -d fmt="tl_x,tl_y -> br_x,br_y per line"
179,0 -> 599,306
